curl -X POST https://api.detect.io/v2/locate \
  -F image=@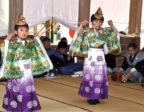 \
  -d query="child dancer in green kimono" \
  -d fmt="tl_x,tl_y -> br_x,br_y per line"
69,7 -> 121,105
0,15 -> 53,111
